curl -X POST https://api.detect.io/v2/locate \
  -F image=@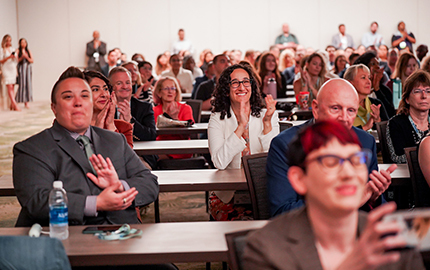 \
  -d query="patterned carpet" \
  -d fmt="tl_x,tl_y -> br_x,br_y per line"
0,101 -> 223,270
